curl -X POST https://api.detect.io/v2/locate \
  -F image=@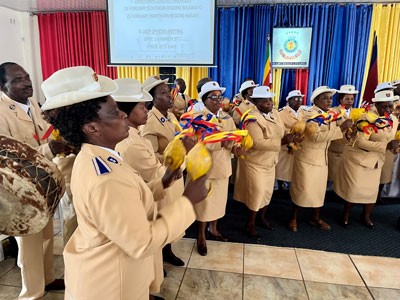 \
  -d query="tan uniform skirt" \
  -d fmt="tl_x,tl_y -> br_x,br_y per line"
334,159 -> 380,204
290,158 -> 328,208
234,160 -> 275,212
380,150 -> 395,184
275,149 -> 293,182
194,178 -> 229,222
328,150 -> 341,182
